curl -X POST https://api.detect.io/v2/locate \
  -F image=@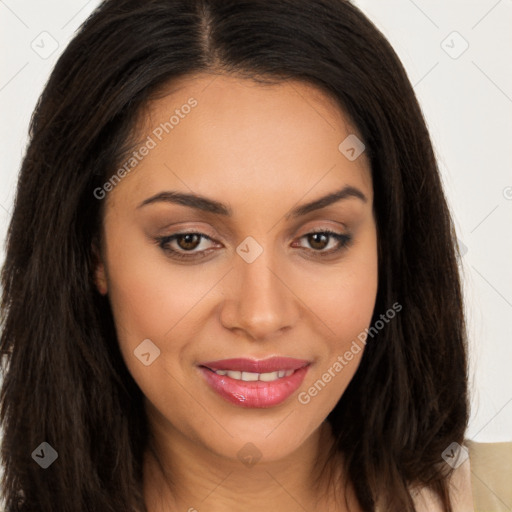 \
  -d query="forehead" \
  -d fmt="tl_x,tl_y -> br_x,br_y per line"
107,73 -> 372,209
